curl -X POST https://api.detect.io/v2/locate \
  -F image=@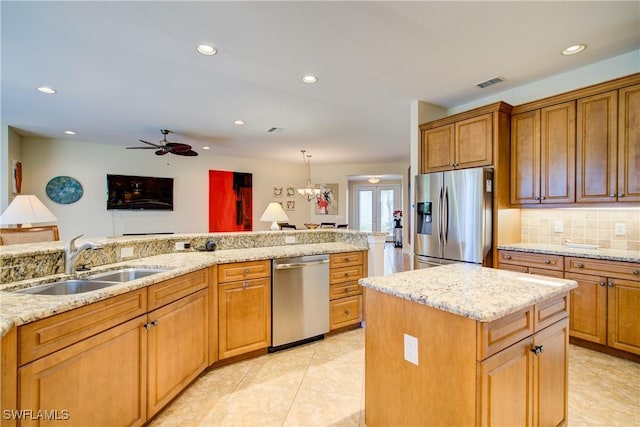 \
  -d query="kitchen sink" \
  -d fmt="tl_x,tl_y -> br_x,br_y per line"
13,279 -> 121,295
88,267 -> 170,282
